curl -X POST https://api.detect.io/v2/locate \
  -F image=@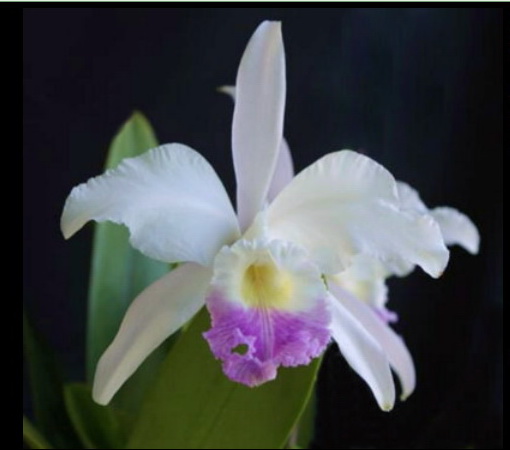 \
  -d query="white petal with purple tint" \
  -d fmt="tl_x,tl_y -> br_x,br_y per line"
267,138 -> 294,202
327,293 -> 396,411
329,283 -> 416,400
232,21 -> 286,230
218,84 -> 295,203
